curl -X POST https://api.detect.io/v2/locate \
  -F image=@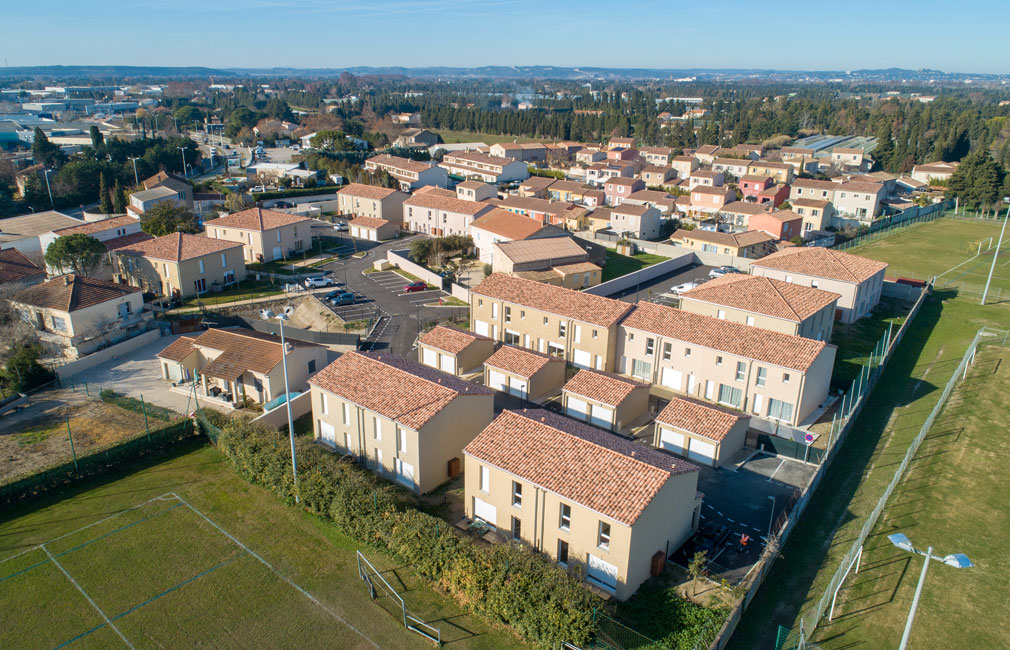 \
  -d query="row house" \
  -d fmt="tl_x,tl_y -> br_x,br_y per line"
669,228 -> 776,259
112,232 -> 247,298
498,195 -> 579,227
688,185 -> 735,218
624,190 -> 677,215
604,177 -> 645,206
364,154 -> 448,191
748,209 -> 803,241
617,302 -> 835,427
831,181 -> 886,222
688,170 -> 724,189
440,151 -> 530,184
693,144 -> 720,165
747,160 -> 794,184
455,180 -> 497,202
205,207 -> 312,263
470,273 -> 633,372
489,142 -> 548,163
609,204 -> 662,240
717,201 -> 773,229
711,158 -> 752,178
738,175 -> 774,202
336,183 -> 409,225
586,162 -> 635,185
670,155 -> 699,178
606,147 -> 638,161
638,146 -> 673,166
471,208 -> 564,264
517,176 -> 556,198
575,149 -> 607,165
639,165 -> 678,187
483,344 -> 566,400
790,199 -> 835,233
547,180 -> 595,204
713,147 -> 760,161
402,192 -> 494,237
417,324 -> 495,376
790,178 -> 838,203
756,183 -> 790,208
